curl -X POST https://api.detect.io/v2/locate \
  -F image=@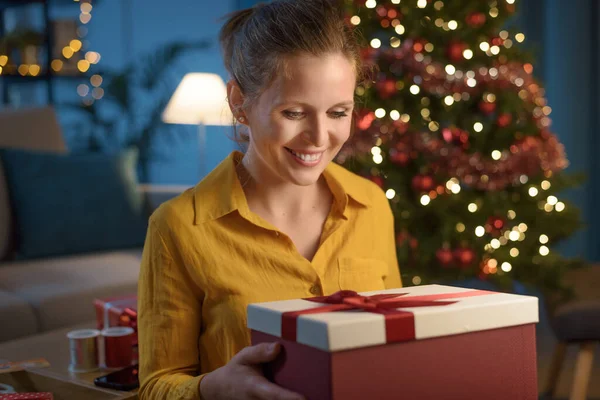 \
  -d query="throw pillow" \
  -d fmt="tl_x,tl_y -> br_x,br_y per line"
0,147 -> 148,260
